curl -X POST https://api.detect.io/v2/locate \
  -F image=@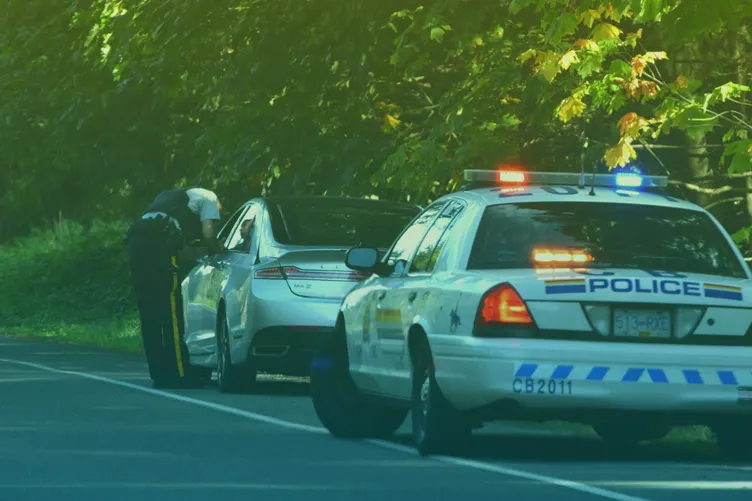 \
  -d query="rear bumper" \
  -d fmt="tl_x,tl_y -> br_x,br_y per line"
431,336 -> 752,425
251,326 -> 333,377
